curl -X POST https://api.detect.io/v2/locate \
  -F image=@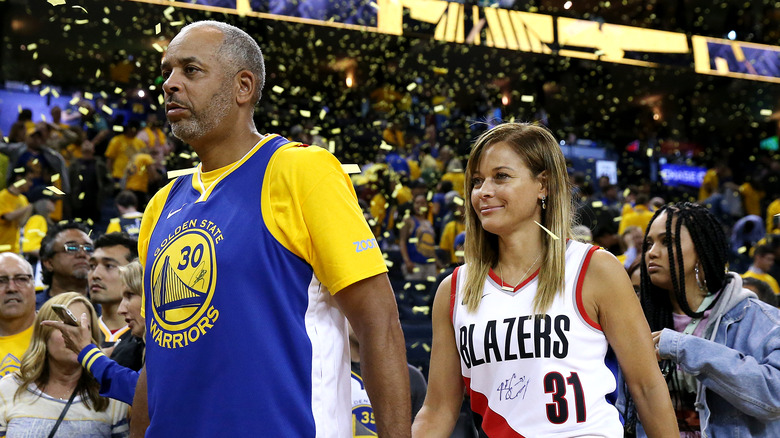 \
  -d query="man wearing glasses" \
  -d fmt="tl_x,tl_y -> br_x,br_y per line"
37,222 -> 93,310
0,253 -> 36,377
